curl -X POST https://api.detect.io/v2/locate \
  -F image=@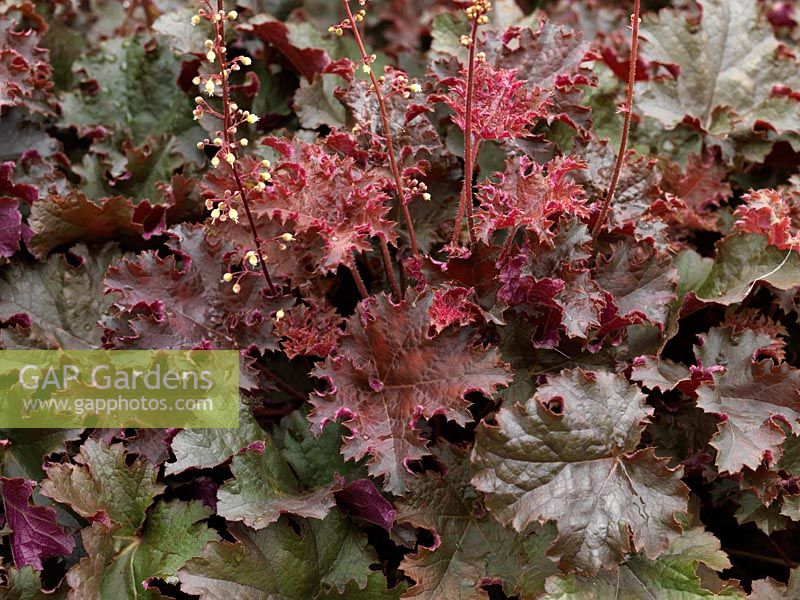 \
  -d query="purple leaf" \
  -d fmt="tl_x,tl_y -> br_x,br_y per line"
0,198 -> 22,258
335,478 -> 396,531
0,477 -> 74,570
